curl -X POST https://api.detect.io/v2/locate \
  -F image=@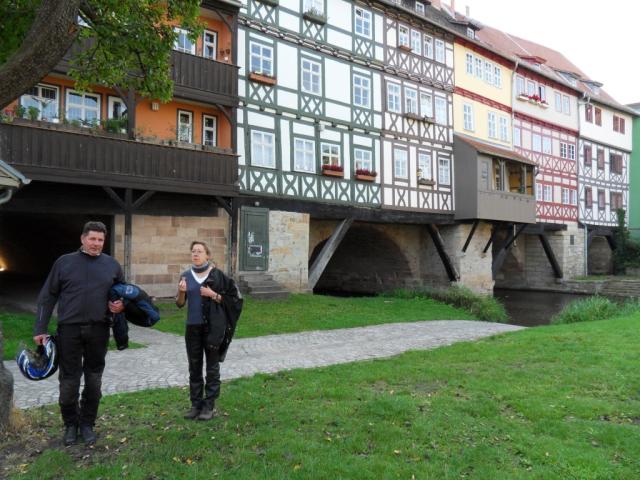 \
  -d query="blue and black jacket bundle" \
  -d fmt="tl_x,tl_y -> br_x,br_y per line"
109,283 -> 160,350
